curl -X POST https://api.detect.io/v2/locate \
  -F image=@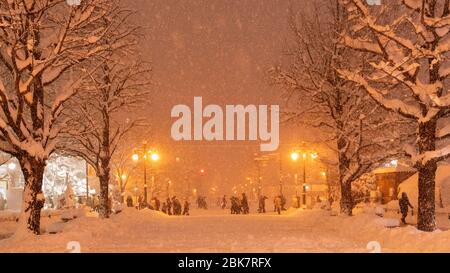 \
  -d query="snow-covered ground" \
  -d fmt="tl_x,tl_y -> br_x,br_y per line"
1,207 -> 450,253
